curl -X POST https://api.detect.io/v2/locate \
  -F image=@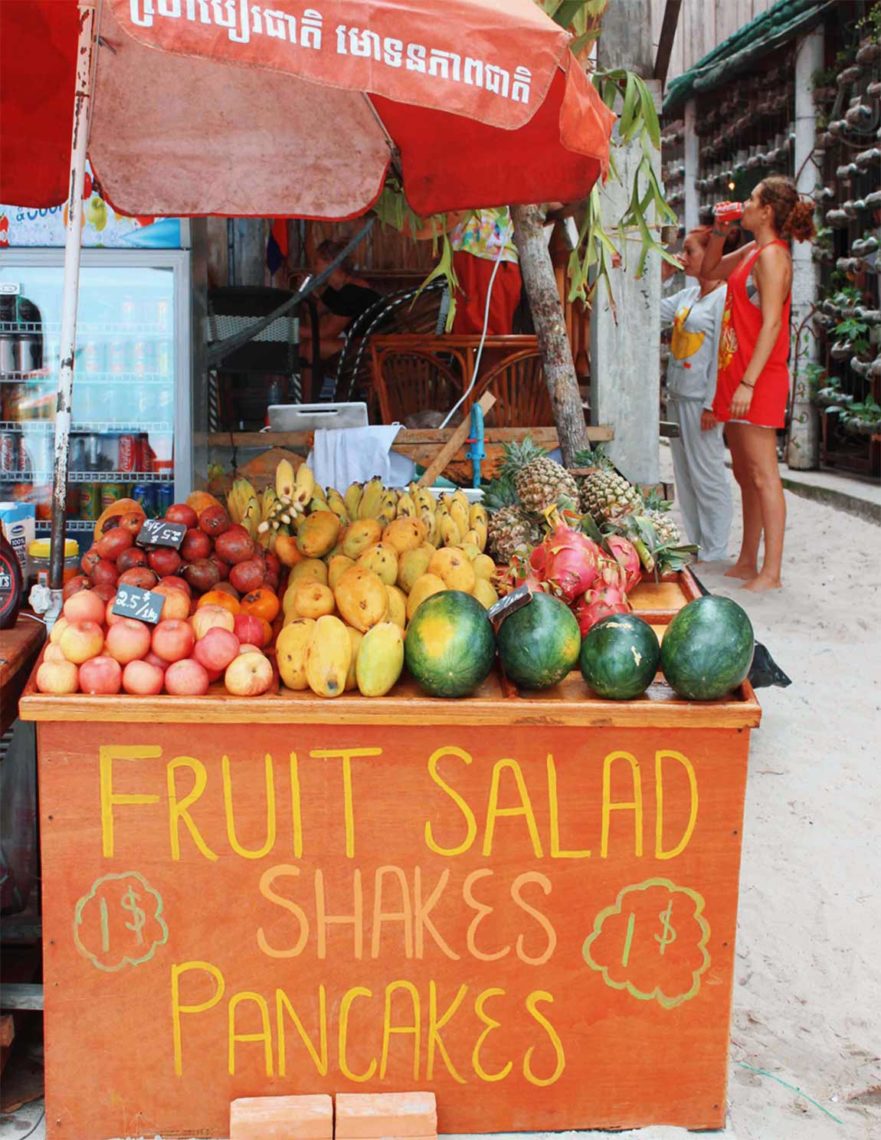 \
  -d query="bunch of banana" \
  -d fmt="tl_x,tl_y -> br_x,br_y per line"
256,461 -> 317,539
226,477 -> 261,540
